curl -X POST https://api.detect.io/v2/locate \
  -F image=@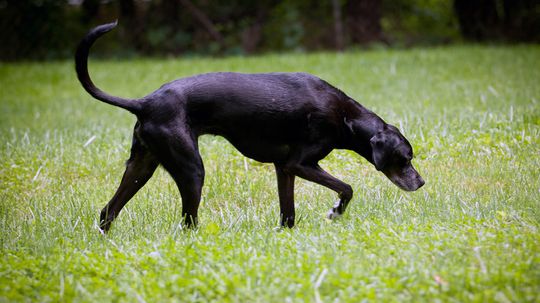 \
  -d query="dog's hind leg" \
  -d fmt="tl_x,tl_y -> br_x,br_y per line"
149,129 -> 205,229
100,133 -> 159,232
275,164 -> 296,228
167,154 -> 205,229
